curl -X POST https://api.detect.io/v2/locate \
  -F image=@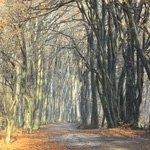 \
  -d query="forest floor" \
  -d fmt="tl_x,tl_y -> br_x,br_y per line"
0,123 -> 150,150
